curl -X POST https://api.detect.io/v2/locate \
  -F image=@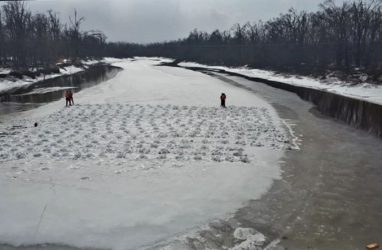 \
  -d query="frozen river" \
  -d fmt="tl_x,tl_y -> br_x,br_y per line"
2,57 -> 381,250
0,58 -> 290,250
